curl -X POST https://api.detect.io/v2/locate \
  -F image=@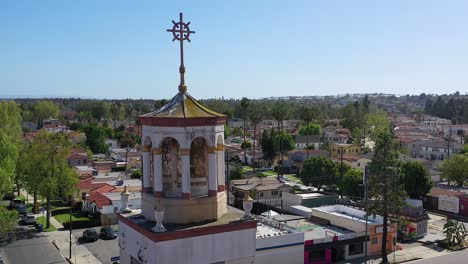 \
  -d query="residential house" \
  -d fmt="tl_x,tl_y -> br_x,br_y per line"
68,152 -> 91,167
230,177 -> 292,209
339,155 -> 371,171
330,143 -> 361,157
66,131 -> 86,145
418,141 -> 463,160
293,135 -> 321,150
284,149 -> 331,174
